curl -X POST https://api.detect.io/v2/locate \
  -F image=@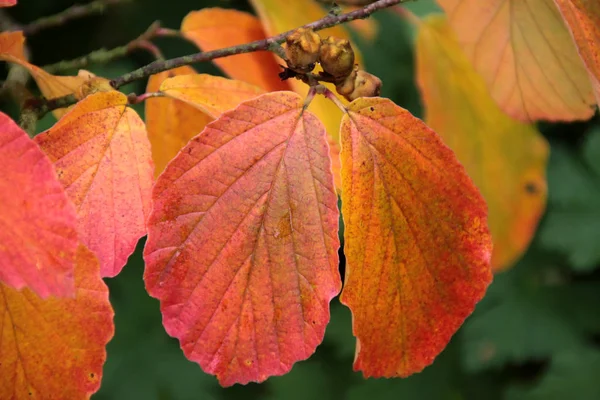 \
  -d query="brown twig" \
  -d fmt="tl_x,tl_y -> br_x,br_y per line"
22,0 -> 132,36
31,0 -> 410,118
